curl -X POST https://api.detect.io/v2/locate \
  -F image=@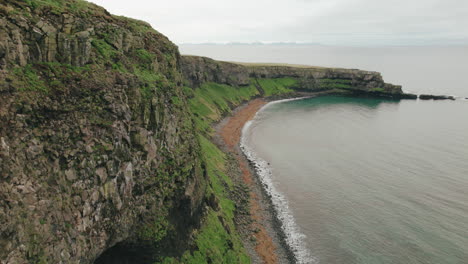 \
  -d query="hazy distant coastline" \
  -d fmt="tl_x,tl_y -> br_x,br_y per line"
180,44 -> 468,97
